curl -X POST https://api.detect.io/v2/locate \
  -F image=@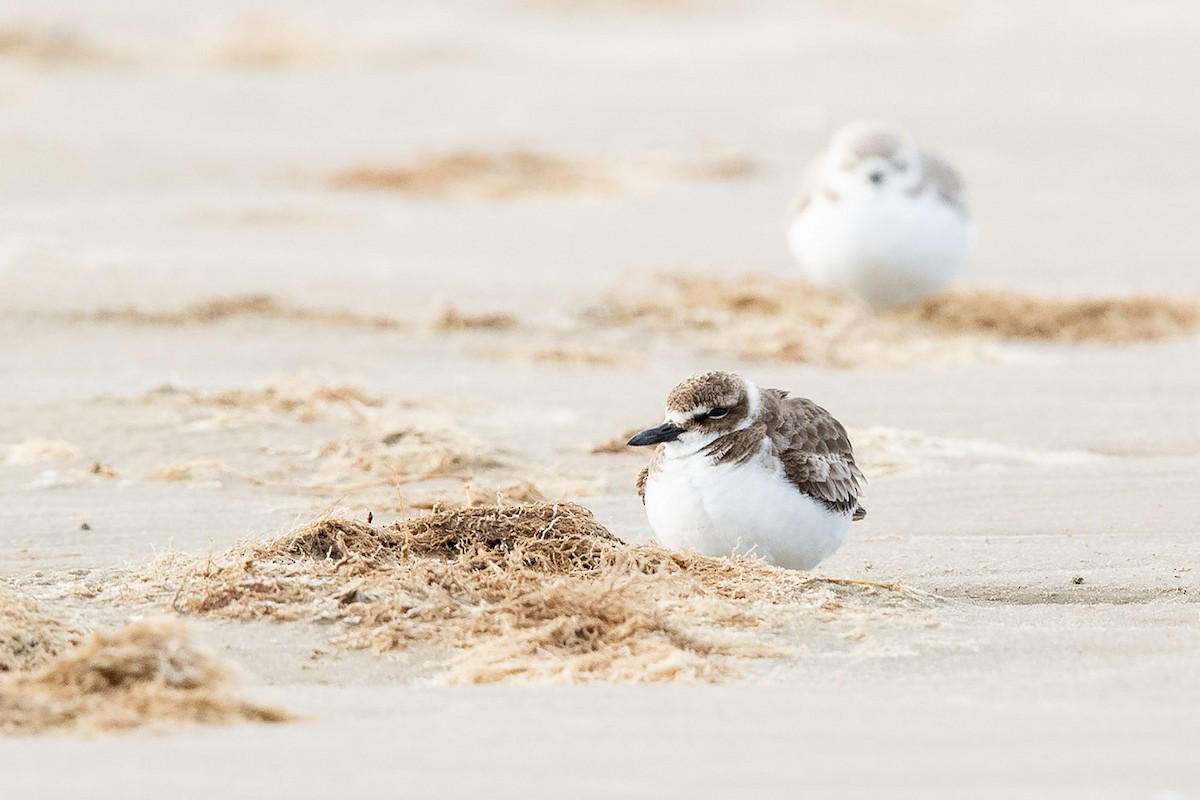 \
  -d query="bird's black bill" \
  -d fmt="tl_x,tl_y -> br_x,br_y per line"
627,422 -> 684,447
